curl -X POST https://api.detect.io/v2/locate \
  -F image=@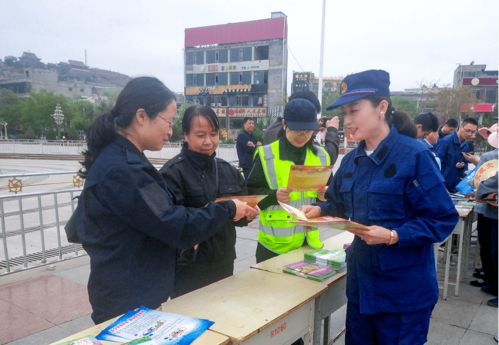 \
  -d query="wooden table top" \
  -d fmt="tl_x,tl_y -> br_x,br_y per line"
161,268 -> 326,342
251,232 -> 354,286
